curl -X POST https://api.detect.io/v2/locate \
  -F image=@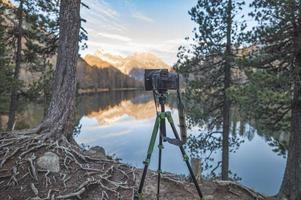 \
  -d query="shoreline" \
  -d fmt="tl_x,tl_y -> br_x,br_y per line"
78,87 -> 144,94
